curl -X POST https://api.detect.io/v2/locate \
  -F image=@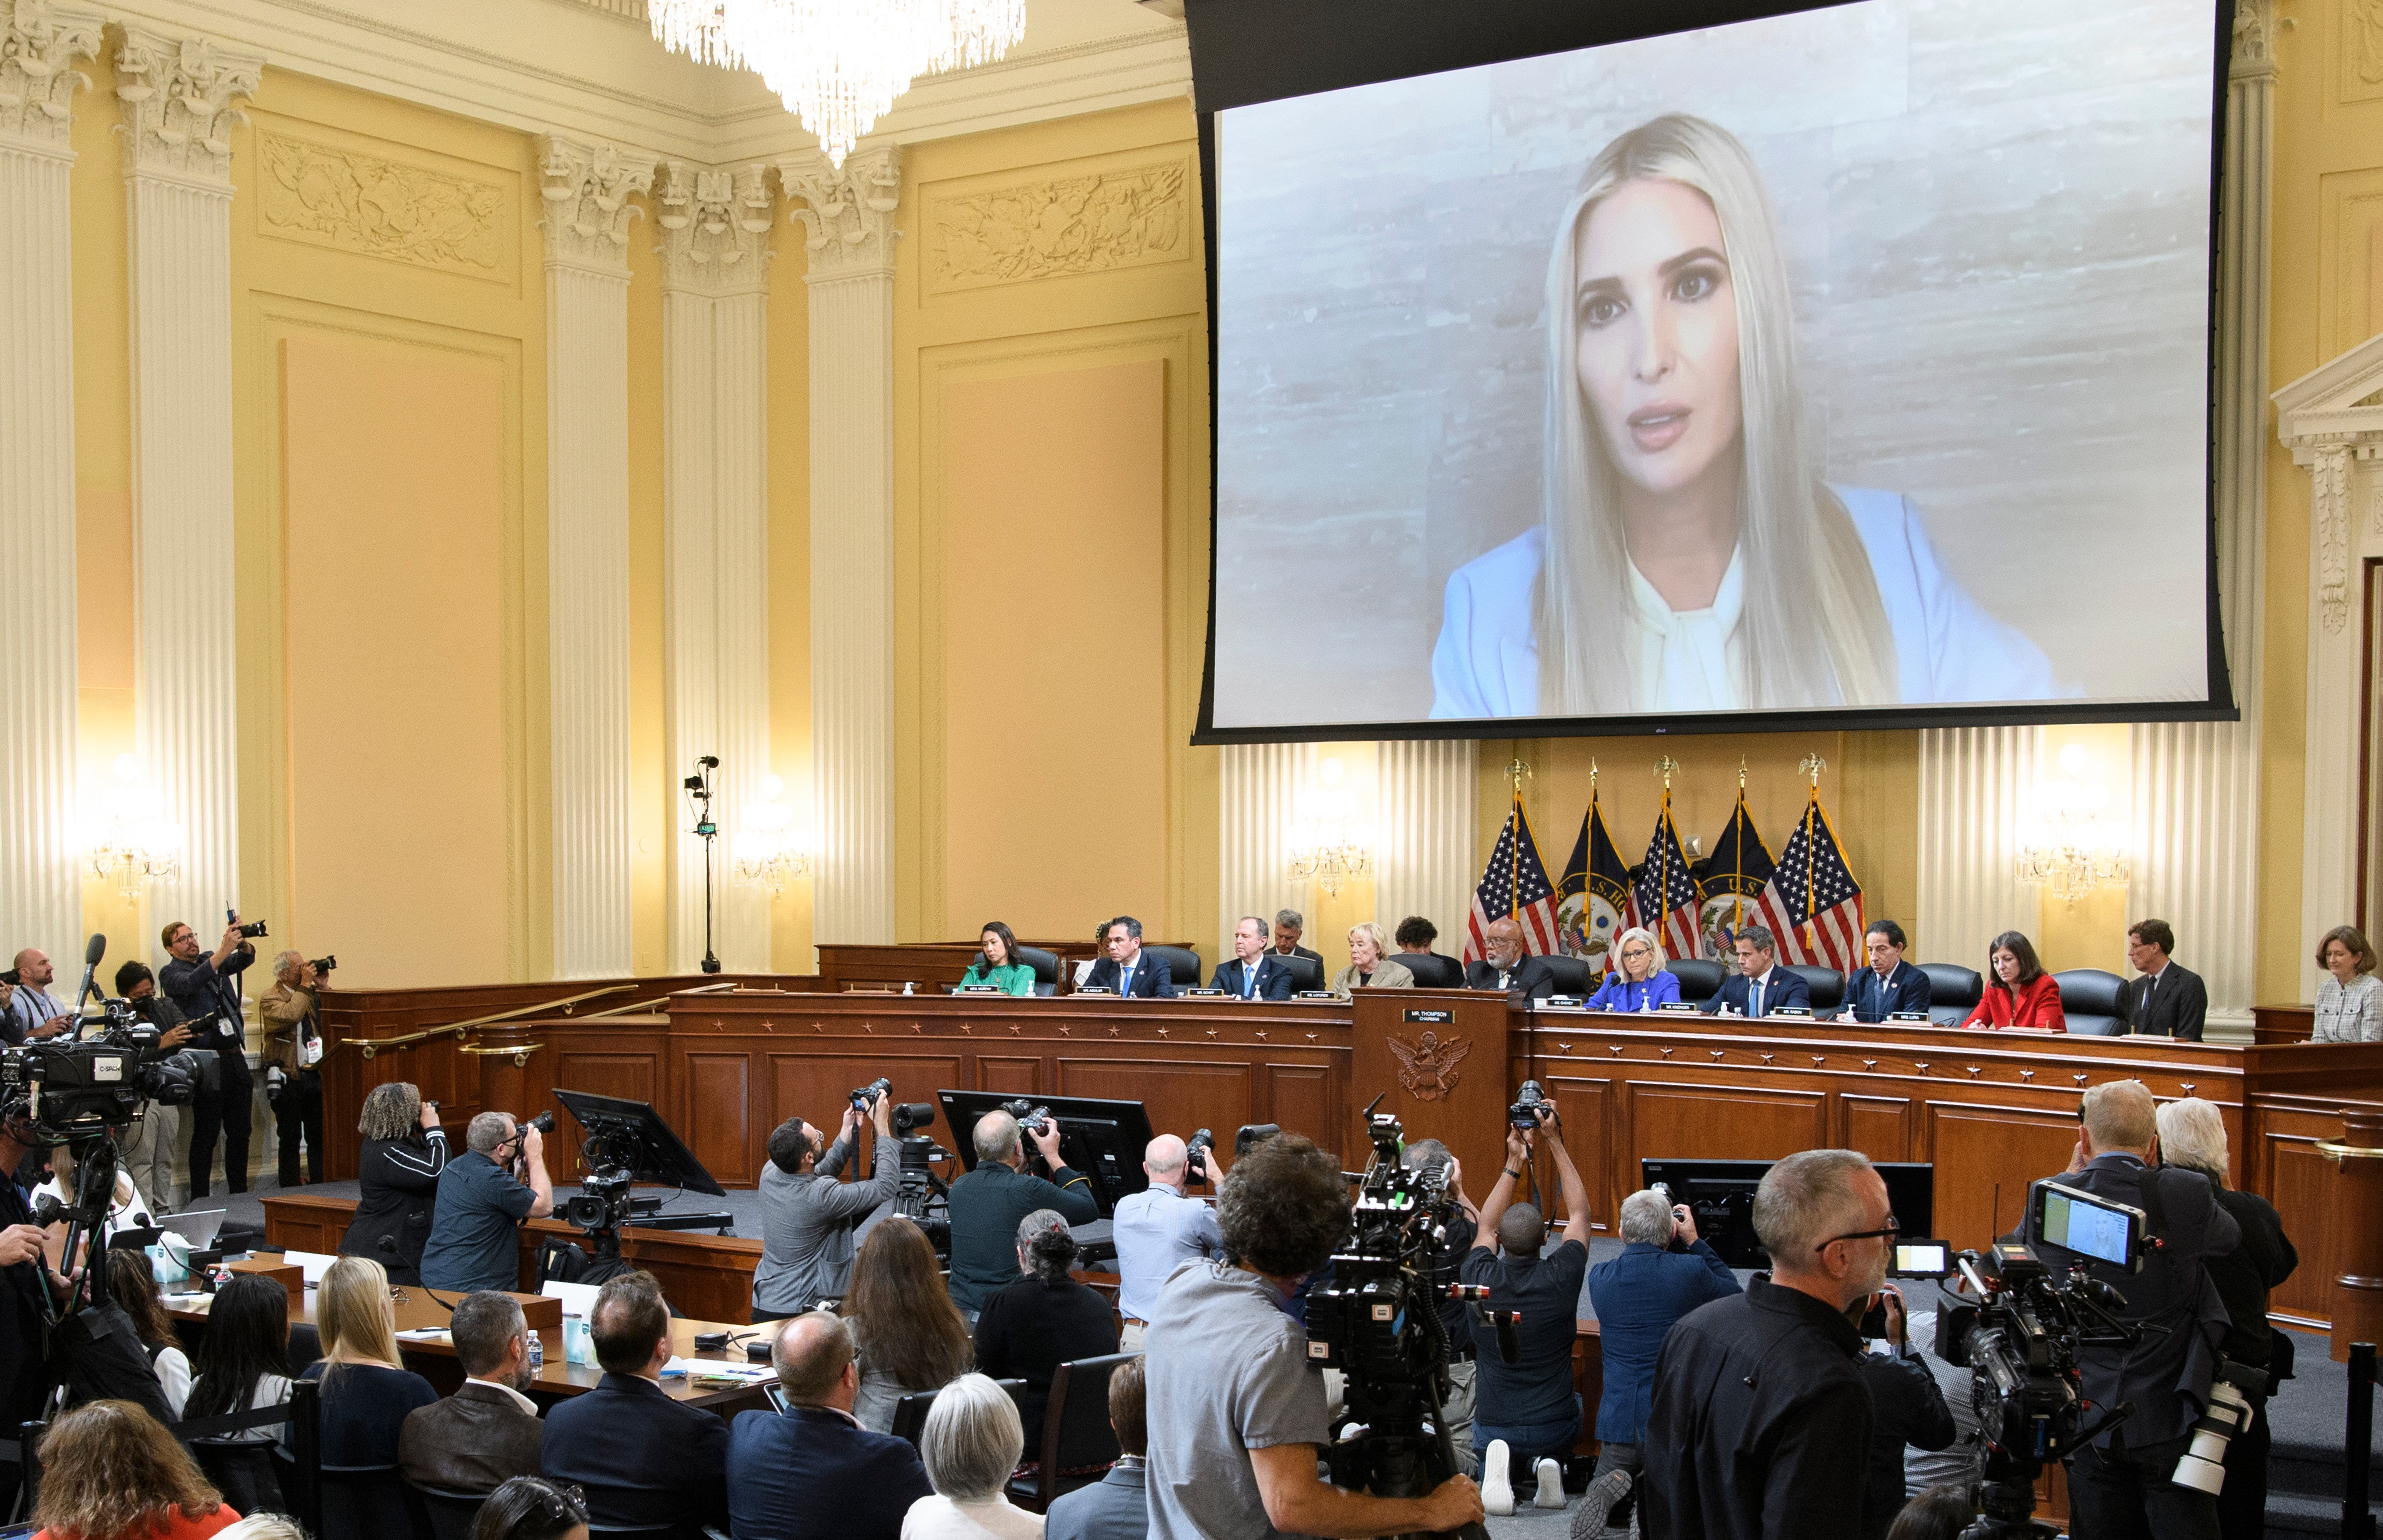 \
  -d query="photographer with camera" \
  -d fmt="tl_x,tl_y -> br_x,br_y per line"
258,950 -> 329,1187
112,962 -> 194,1212
2036,1080 -> 2238,1540
0,1104 -> 74,1511
160,915 -> 259,1198
1463,1093 -> 1591,1513
1146,1131 -> 1482,1540
1853,1283 -> 1957,1540
1400,1138 -> 1481,1478
753,1087 -> 900,1322
945,1109 -> 1098,1321
420,1111 -> 556,1293
1112,1132 -> 1229,1350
